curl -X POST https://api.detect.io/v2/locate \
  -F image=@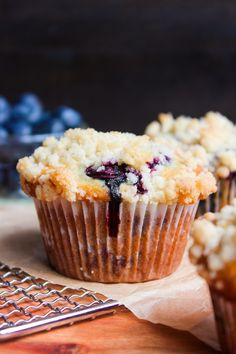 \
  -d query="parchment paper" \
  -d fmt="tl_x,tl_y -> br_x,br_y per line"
0,201 -> 219,350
